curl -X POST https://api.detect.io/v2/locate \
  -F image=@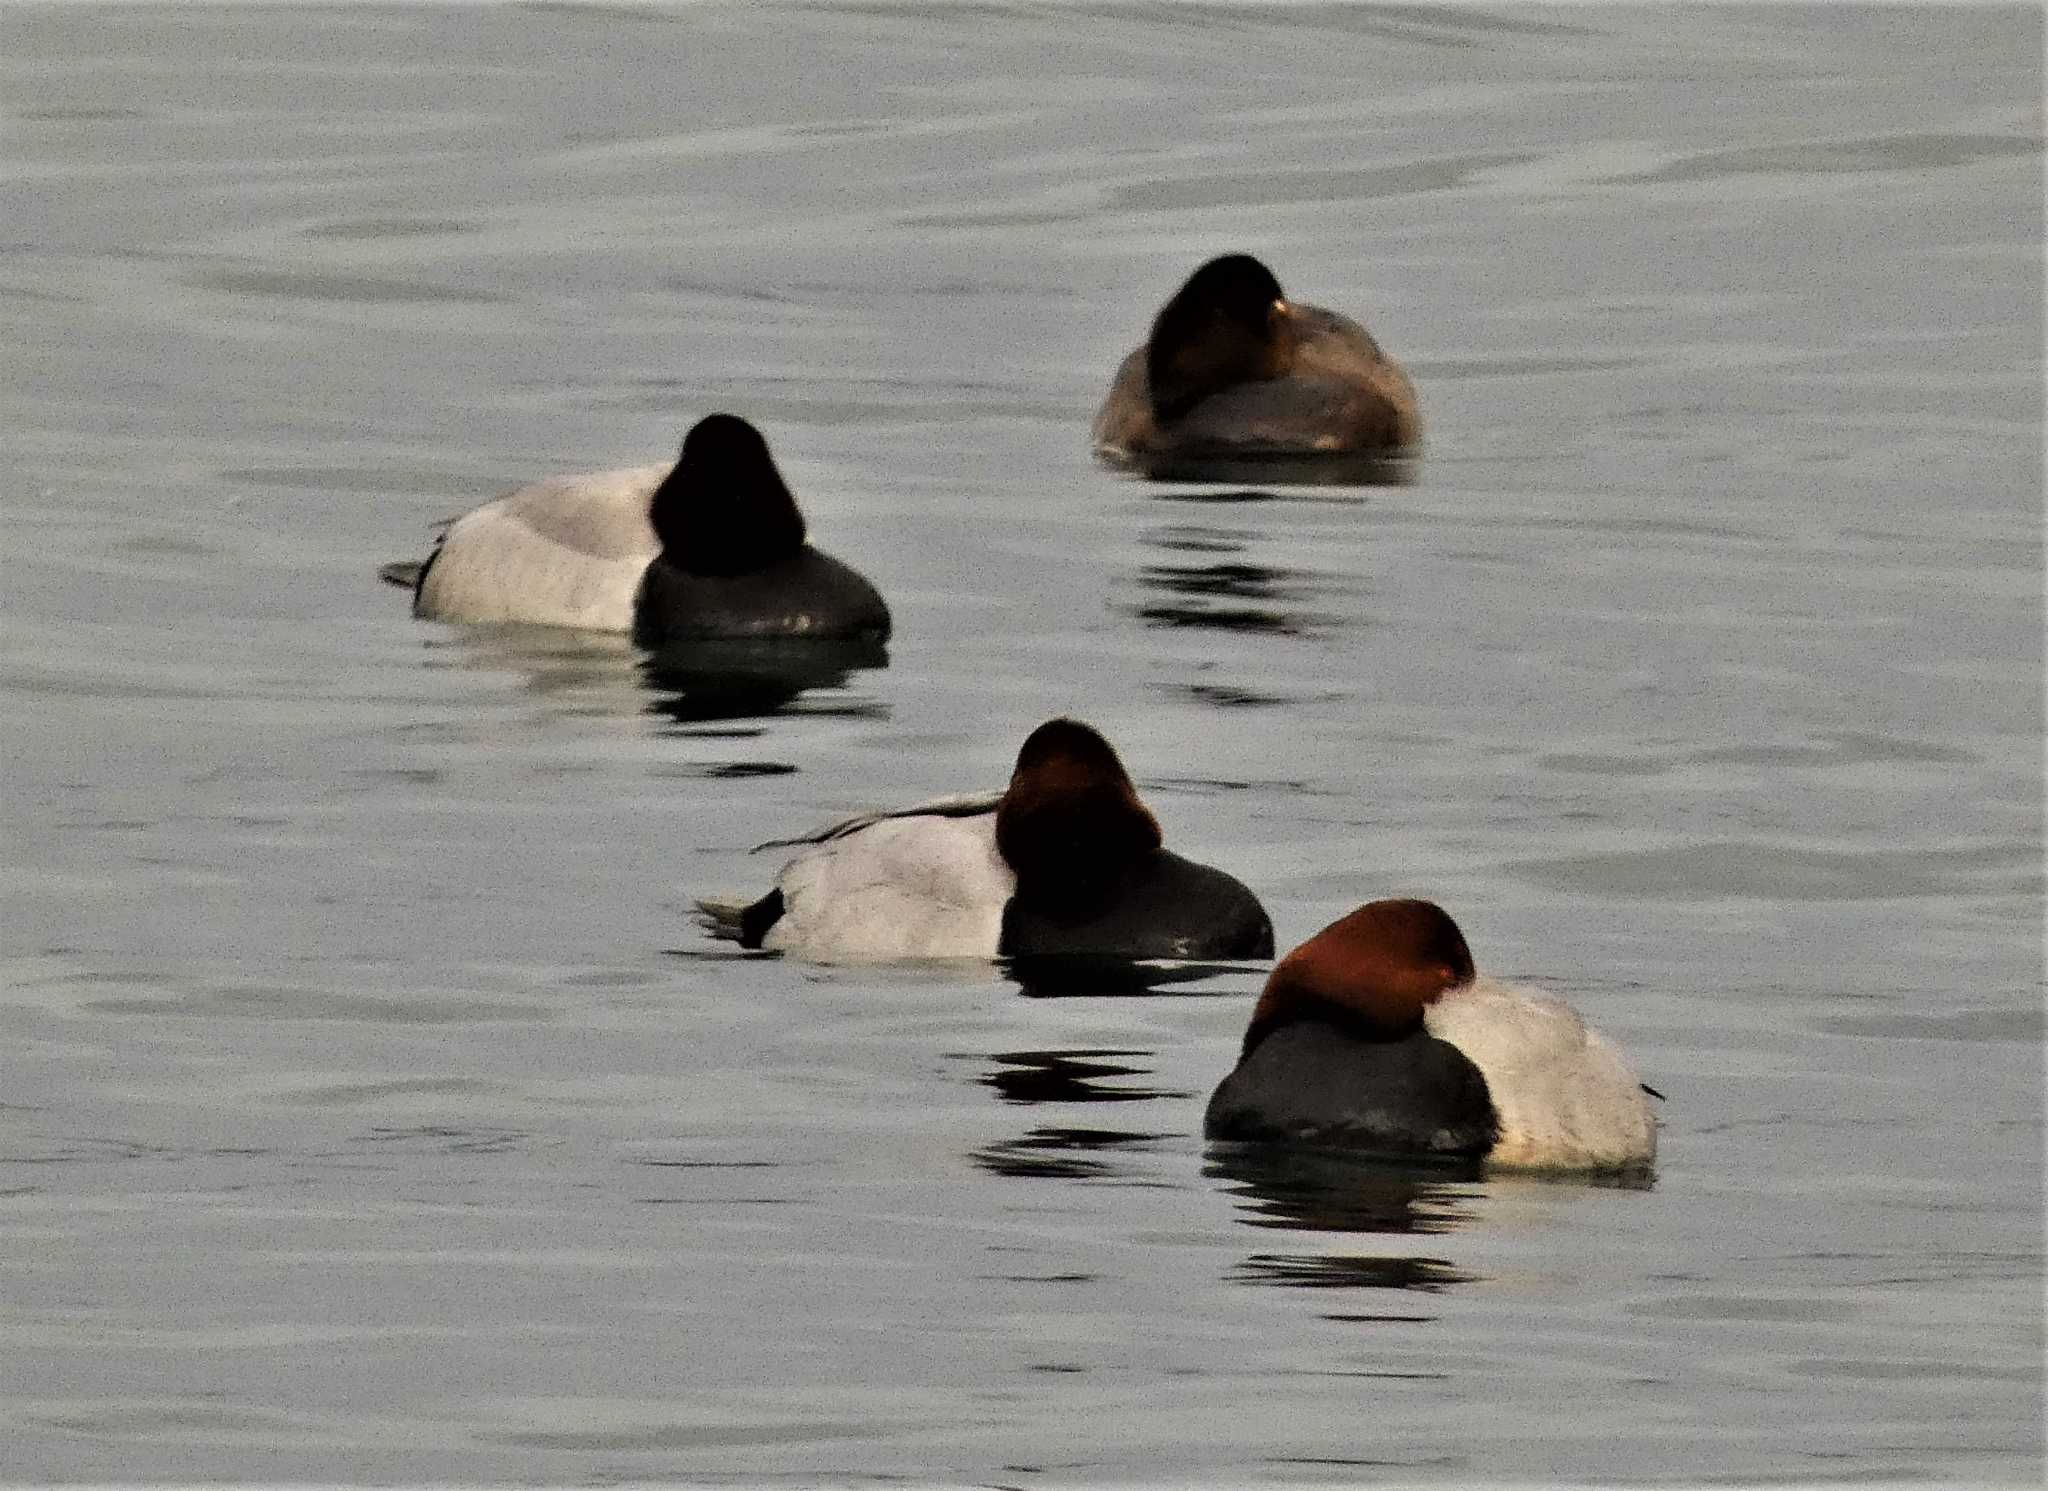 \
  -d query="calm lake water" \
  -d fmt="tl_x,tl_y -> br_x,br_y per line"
2,2 -> 2042,1483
